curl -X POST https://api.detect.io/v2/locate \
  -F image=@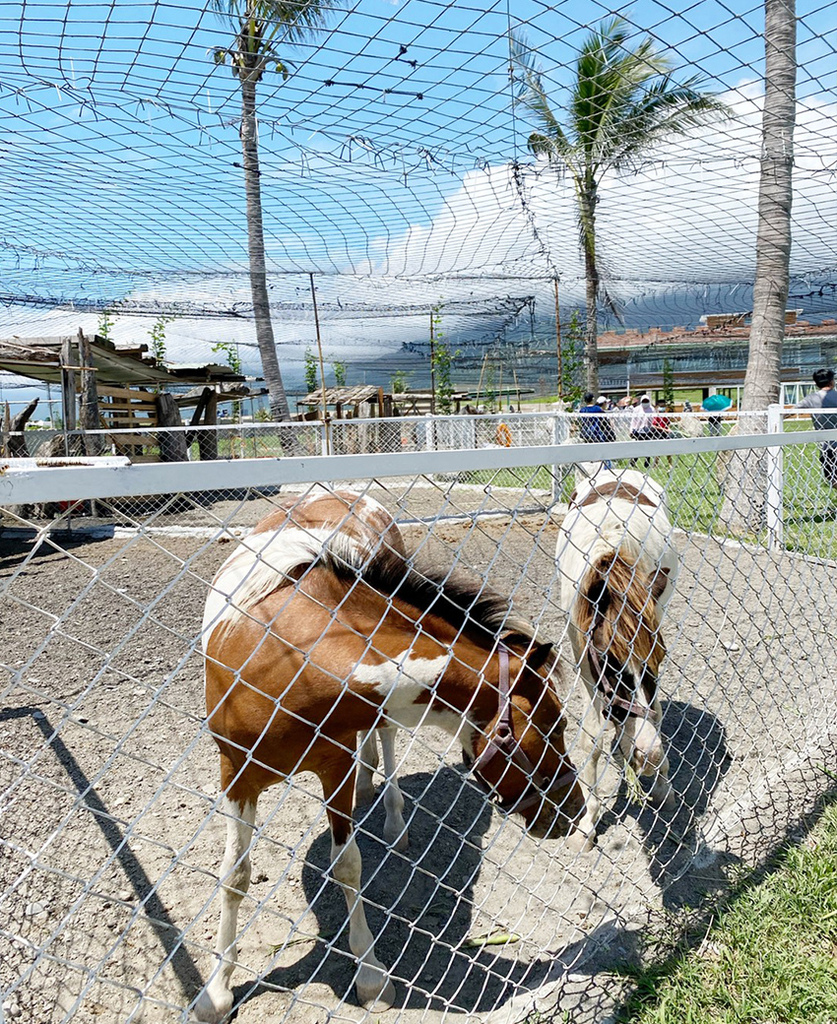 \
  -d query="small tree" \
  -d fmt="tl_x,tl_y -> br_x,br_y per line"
391,370 -> 409,394
662,358 -> 675,411
433,343 -> 456,414
98,309 -> 116,342
332,359 -> 347,387
431,305 -> 456,414
560,310 -> 586,406
304,347 -> 318,395
212,341 -> 243,422
149,316 -> 174,393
